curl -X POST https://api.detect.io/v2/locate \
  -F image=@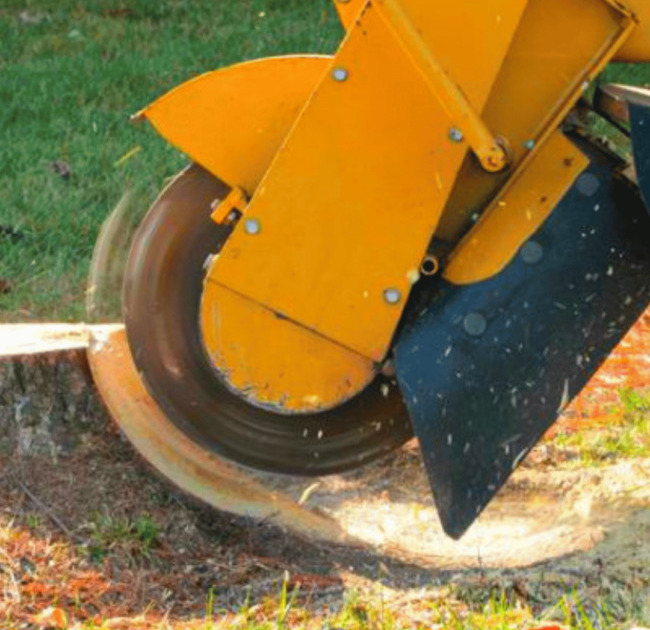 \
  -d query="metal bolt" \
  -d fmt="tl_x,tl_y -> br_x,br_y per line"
406,268 -> 420,285
520,240 -> 544,265
576,173 -> 600,197
383,288 -> 402,305
420,255 -> 439,277
203,254 -> 216,271
244,218 -> 261,235
332,67 -> 349,82
463,312 -> 487,337
381,360 -> 396,377
524,139 -> 535,150
449,127 -> 464,143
